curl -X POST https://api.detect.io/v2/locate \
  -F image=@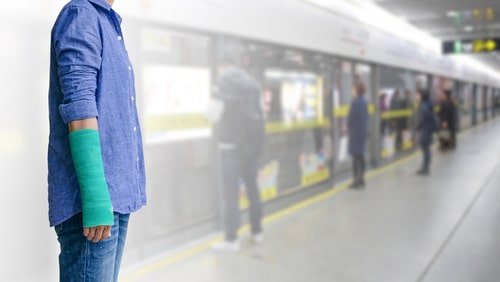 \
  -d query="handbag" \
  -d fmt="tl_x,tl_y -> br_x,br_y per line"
337,136 -> 348,162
